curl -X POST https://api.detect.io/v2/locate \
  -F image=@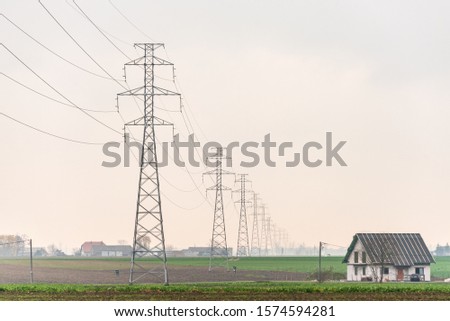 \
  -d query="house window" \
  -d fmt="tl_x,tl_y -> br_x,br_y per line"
362,266 -> 366,276
354,266 -> 358,275
382,267 -> 389,275
362,252 -> 367,263
354,252 -> 359,263
415,267 -> 424,275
